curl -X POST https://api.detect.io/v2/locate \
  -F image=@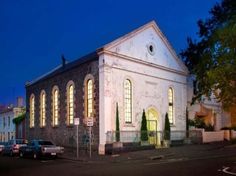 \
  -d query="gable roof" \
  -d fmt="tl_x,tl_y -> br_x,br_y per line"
27,20 -> 188,87
26,51 -> 98,87
98,20 -> 188,73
